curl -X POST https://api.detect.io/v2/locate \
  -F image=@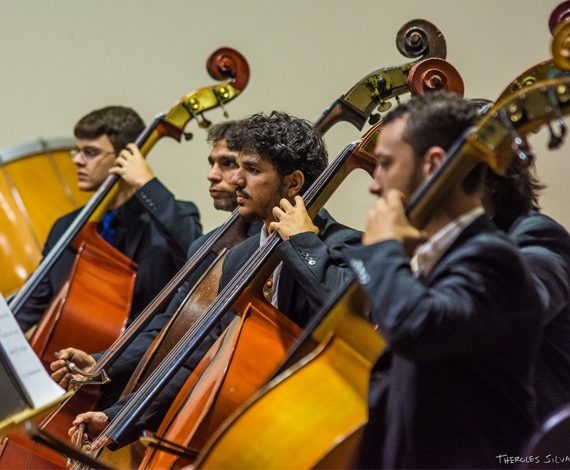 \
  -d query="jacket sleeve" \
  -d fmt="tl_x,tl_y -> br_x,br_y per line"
343,237 -> 542,362
133,177 -> 202,262
510,215 -> 570,325
275,225 -> 361,312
